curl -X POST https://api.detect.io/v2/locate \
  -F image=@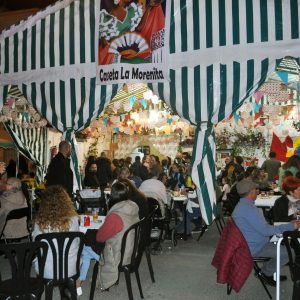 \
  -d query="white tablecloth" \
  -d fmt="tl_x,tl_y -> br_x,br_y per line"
79,215 -> 105,233
255,195 -> 278,207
